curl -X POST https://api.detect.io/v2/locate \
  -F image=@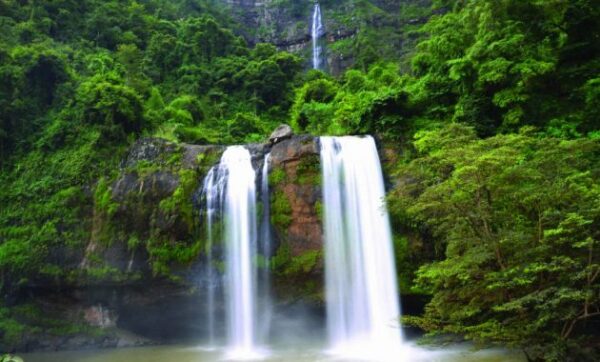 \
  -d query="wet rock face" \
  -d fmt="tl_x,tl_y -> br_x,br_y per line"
83,305 -> 117,328
101,135 -> 327,328
268,136 -> 324,302
270,135 -> 322,252
13,136 -> 329,352
219,0 -> 358,73
218,1 -> 433,75
122,138 -> 179,169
